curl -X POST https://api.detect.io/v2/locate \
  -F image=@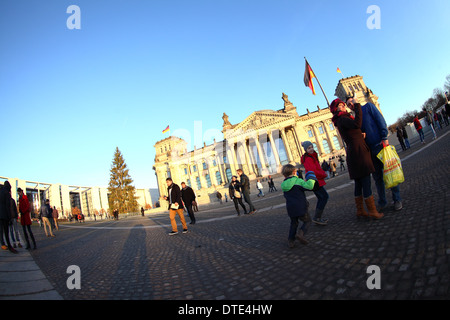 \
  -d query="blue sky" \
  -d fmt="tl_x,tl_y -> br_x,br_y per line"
1,0 -> 449,190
